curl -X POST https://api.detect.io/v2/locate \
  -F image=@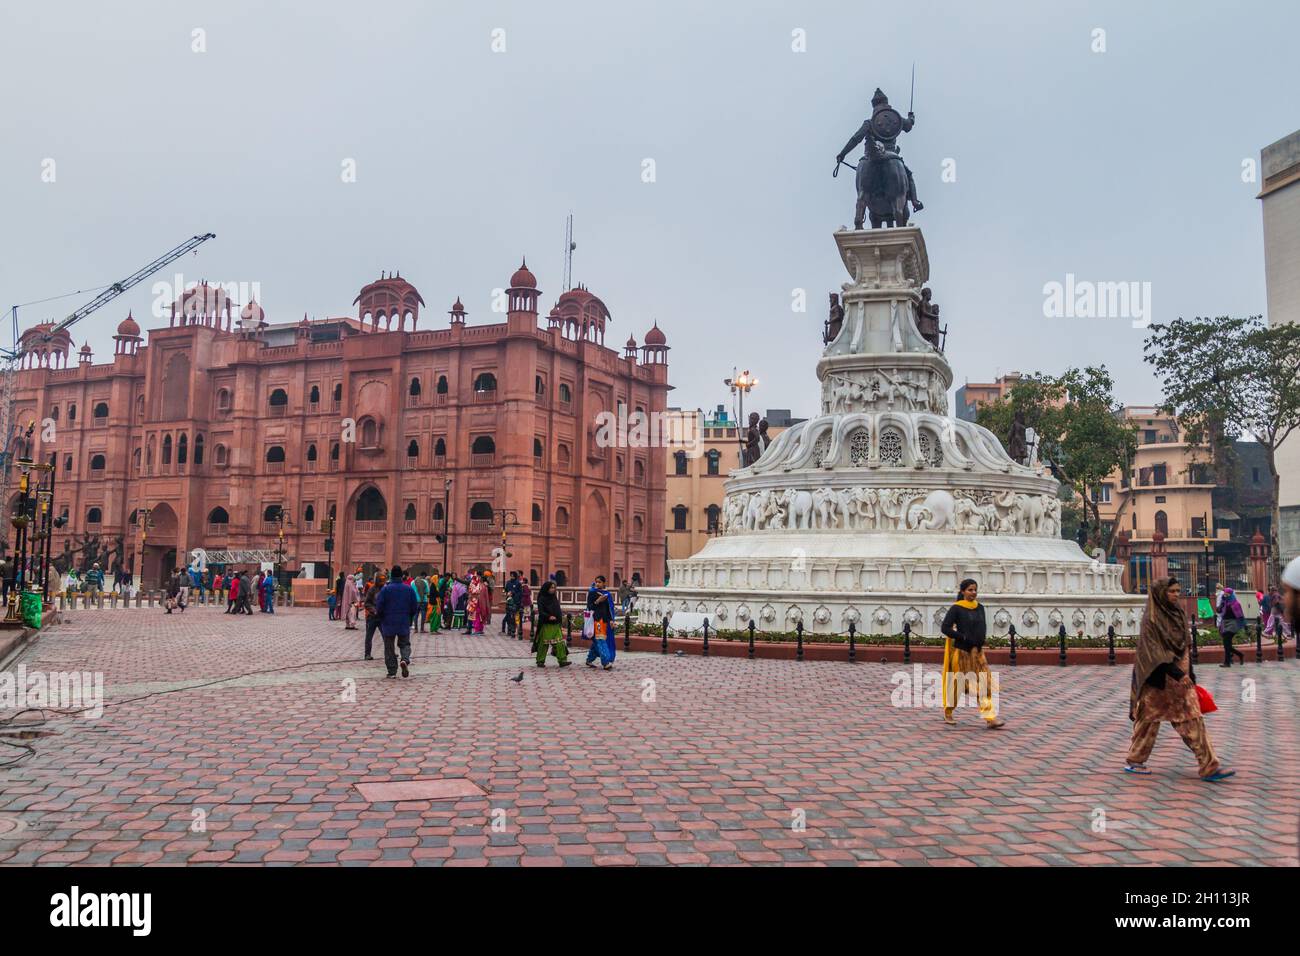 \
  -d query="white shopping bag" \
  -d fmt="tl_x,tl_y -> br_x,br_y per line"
582,609 -> 594,638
